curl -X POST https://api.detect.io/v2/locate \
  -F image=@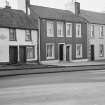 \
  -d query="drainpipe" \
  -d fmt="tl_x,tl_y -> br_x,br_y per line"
38,18 -> 41,63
